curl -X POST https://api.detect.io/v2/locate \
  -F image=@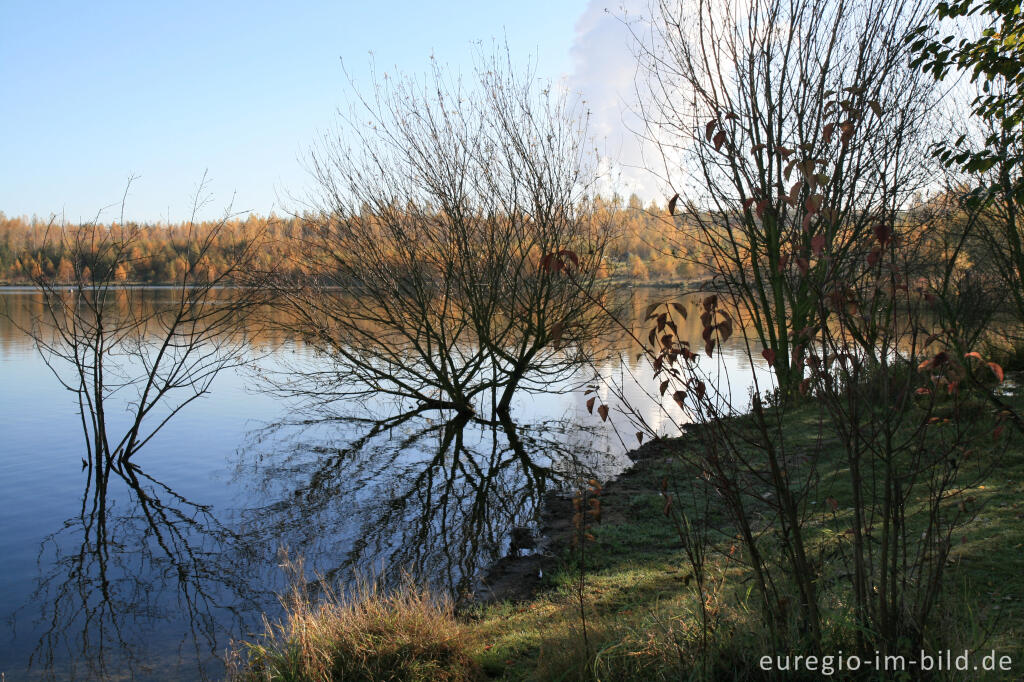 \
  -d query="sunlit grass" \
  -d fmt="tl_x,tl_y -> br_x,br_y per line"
227,559 -> 478,681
